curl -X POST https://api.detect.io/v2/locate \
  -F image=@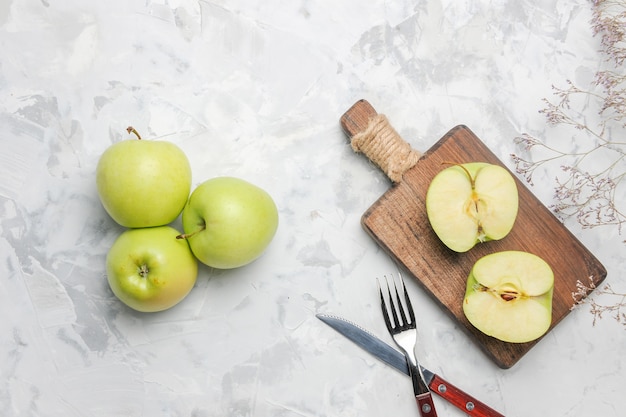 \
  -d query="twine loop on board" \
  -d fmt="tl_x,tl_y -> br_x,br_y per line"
350,114 -> 421,183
